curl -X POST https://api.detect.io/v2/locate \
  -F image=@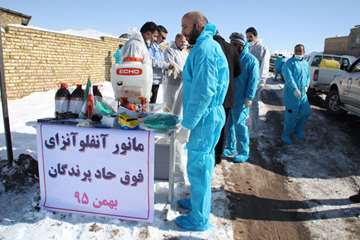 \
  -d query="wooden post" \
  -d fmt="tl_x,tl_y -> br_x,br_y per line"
0,28 -> 14,165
